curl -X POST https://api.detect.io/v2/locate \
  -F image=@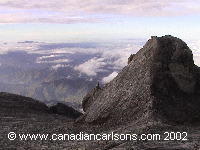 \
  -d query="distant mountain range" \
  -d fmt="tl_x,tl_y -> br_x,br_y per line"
0,51 -> 97,109
0,41 -> 142,109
